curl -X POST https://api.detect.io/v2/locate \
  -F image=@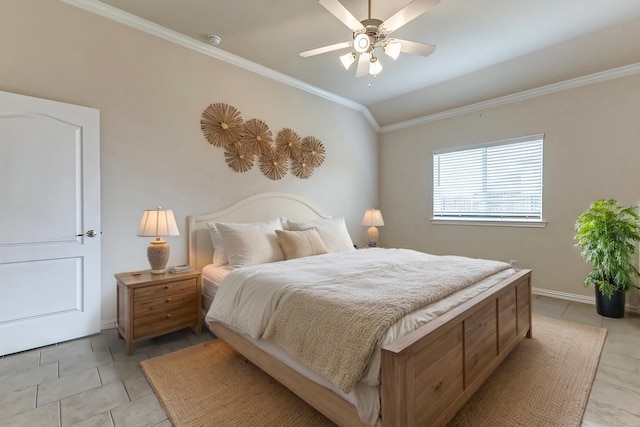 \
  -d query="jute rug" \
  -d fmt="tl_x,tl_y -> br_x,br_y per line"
140,316 -> 606,426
